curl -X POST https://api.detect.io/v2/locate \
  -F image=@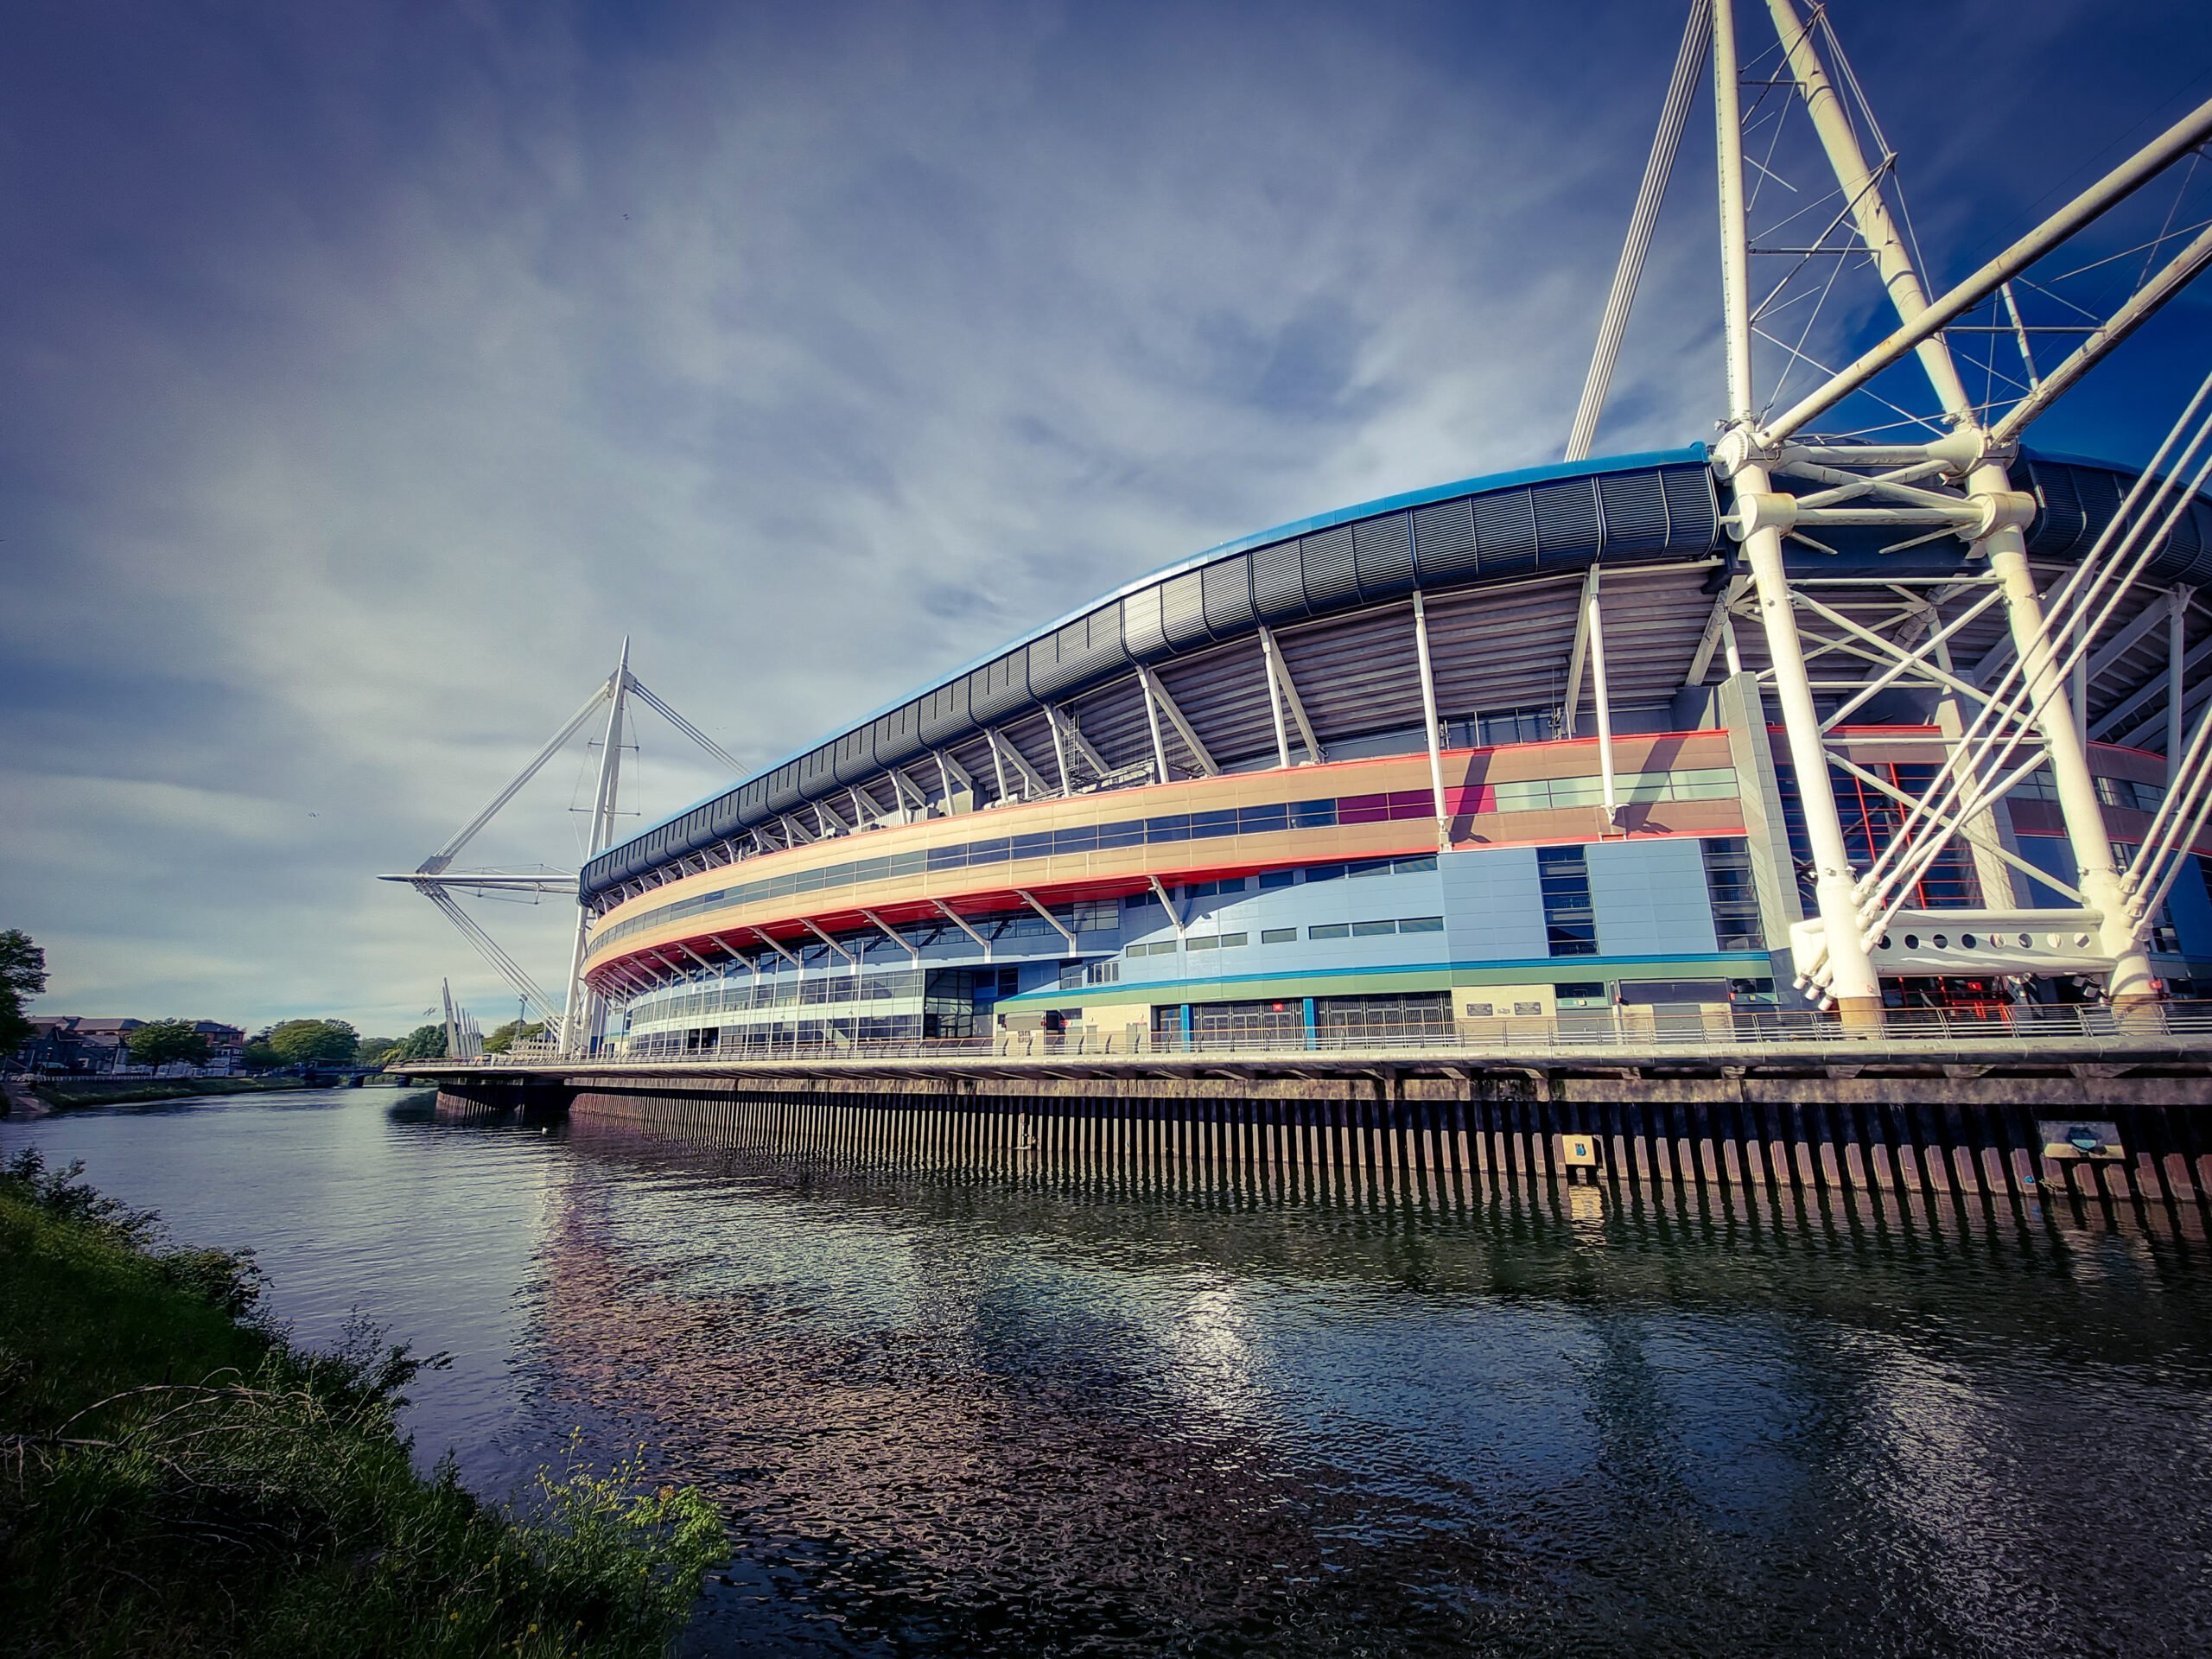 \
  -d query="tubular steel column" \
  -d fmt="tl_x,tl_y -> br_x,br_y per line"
1412,591 -> 1450,849
1713,0 -> 1881,1023
560,639 -> 630,1055
1969,457 -> 2156,1001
